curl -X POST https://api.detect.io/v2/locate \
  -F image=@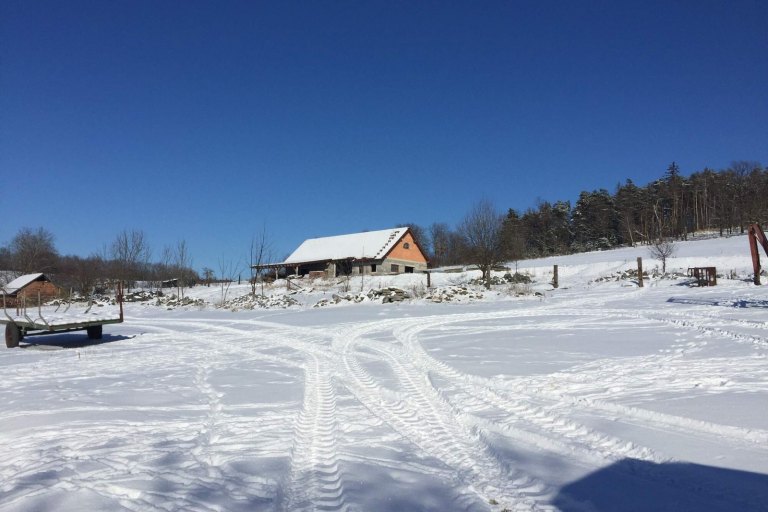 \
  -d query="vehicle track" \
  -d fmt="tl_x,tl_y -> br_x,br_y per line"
391,308 -> 768,448
283,355 -> 349,512
332,320 -> 556,511
366,306 -> 768,510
